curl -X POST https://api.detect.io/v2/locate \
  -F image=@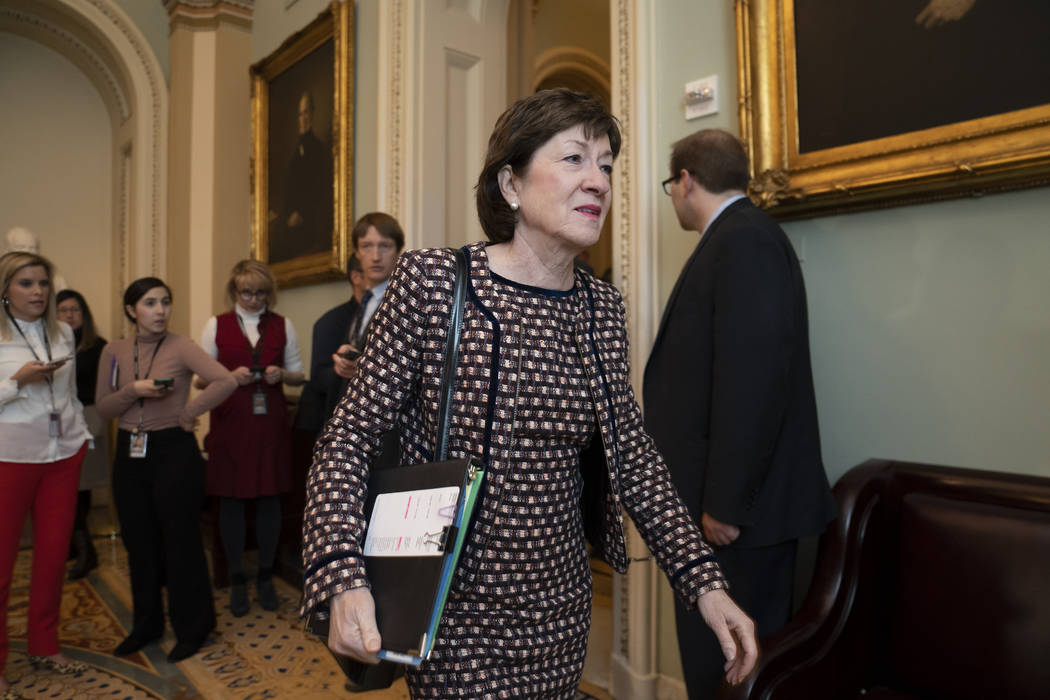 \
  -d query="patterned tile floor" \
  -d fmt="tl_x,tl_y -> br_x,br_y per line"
4,536 -> 609,699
